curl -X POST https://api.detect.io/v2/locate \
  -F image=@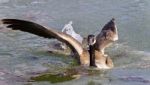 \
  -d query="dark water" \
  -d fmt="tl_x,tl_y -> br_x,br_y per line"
0,0 -> 150,85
